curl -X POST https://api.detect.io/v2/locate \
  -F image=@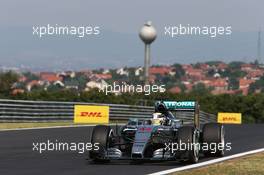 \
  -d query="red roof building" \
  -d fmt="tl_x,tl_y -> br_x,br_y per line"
217,63 -> 228,71
95,74 -> 112,80
26,80 -> 42,91
149,66 -> 172,76
182,64 -> 193,70
168,86 -> 182,94
182,82 -> 193,92
239,78 -> 255,95
40,72 -> 62,82
185,68 -> 204,80
11,89 -> 25,95
211,89 -> 241,95
246,69 -> 264,80
241,64 -> 255,72
198,63 -> 210,71
208,78 -> 228,91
